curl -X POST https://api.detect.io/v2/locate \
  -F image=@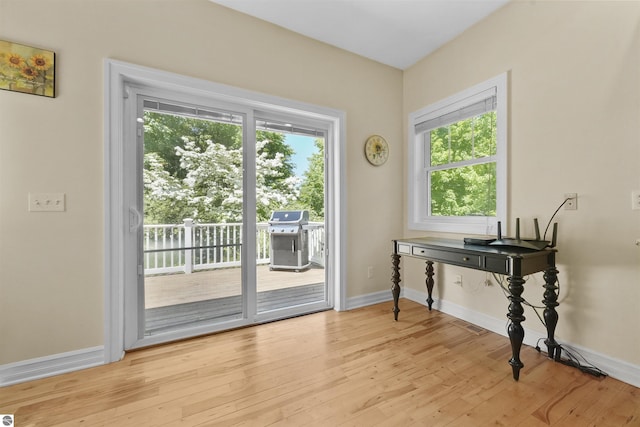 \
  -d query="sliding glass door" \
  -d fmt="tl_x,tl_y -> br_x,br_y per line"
254,118 -> 328,319
140,98 -> 246,337
123,86 -> 331,349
